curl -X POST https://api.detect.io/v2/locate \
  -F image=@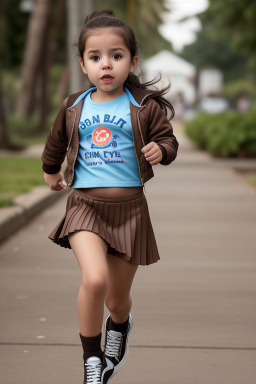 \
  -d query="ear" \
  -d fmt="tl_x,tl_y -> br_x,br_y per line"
130,56 -> 139,73
80,57 -> 88,75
